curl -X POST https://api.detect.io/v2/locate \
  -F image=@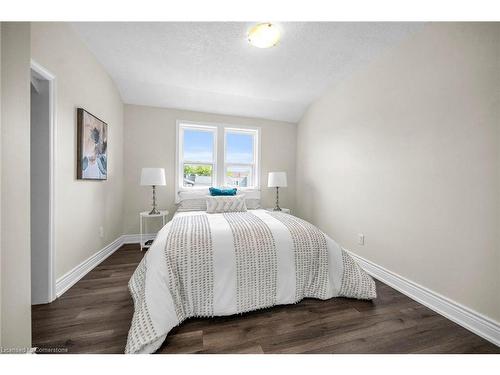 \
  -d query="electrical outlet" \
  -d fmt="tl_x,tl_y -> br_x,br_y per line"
99,226 -> 104,238
358,233 -> 364,245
